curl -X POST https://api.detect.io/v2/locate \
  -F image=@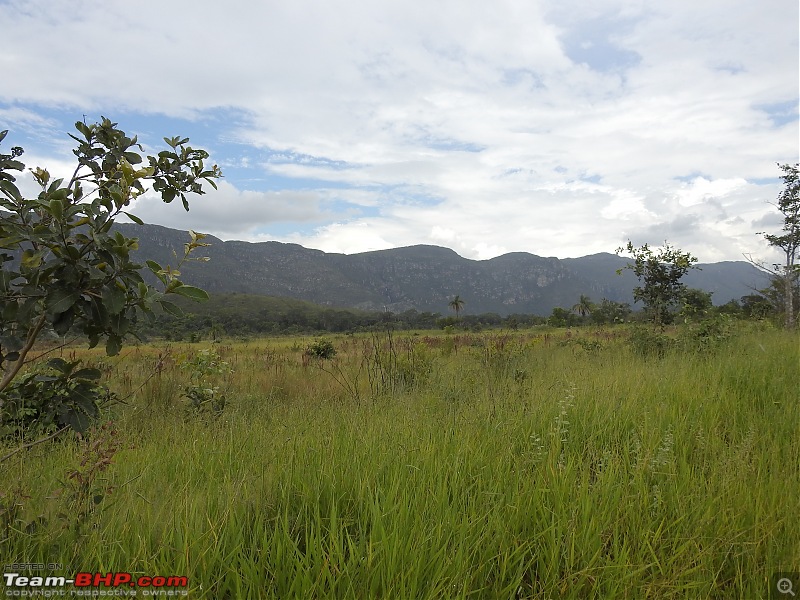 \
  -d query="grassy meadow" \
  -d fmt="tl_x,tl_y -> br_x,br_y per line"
1,323 -> 799,598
